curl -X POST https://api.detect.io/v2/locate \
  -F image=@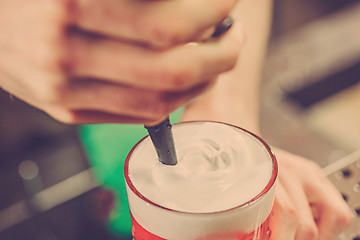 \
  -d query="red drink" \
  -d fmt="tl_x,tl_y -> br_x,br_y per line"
125,122 -> 277,240
131,213 -> 273,240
